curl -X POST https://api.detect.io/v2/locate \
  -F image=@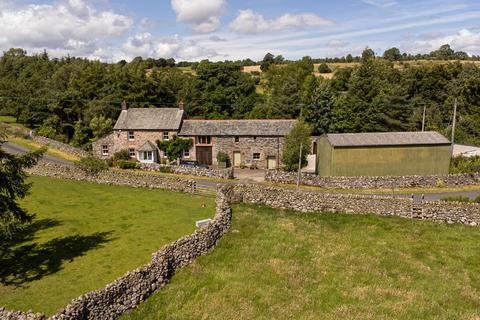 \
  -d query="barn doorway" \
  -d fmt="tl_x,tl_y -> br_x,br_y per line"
196,146 -> 212,165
